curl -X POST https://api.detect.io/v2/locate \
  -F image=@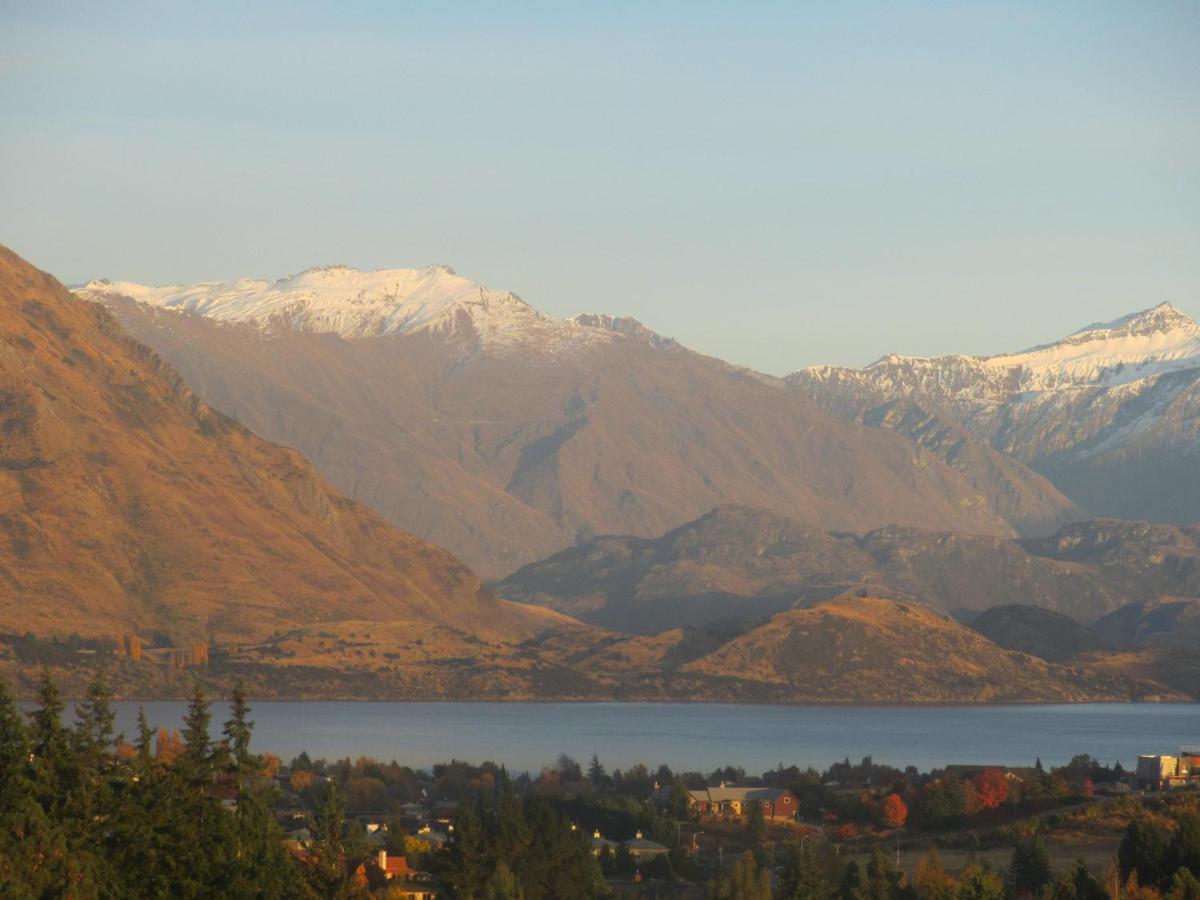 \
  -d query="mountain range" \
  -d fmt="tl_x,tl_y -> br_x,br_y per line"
0,246 -> 1194,702
495,505 -> 1200,632
789,303 -> 1200,523
77,265 -> 1084,578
